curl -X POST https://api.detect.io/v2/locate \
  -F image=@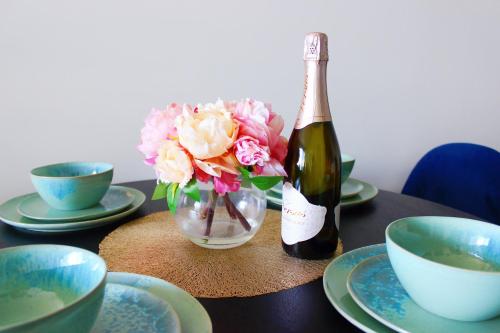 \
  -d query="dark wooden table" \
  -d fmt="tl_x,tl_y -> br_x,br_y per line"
0,180 -> 477,333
